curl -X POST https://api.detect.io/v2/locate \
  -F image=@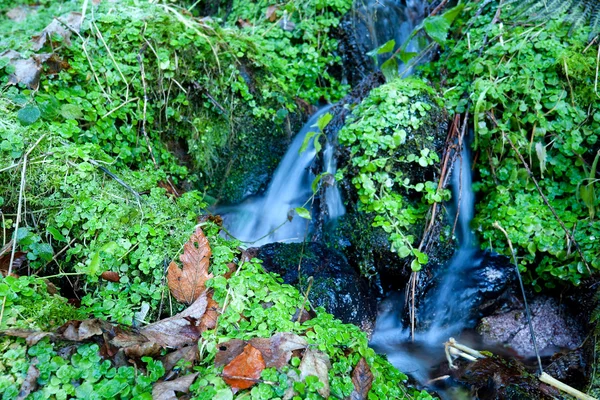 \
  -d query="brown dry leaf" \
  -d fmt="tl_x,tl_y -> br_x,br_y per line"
266,5 -> 279,22
100,271 -> 120,282
167,226 -> 212,305
199,292 -> 219,332
2,50 -> 42,89
350,357 -> 374,400
140,292 -> 207,348
249,333 -> 308,369
32,12 -> 82,51
222,344 -> 266,392
16,360 -> 39,400
161,345 -> 198,374
0,329 -> 54,346
58,319 -> 106,341
237,18 -> 253,28
215,339 -> 247,367
299,349 -> 331,398
152,372 -> 198,400
7,6 -> 36,22
111,330 -> 162,358
0,241 -> 27,276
